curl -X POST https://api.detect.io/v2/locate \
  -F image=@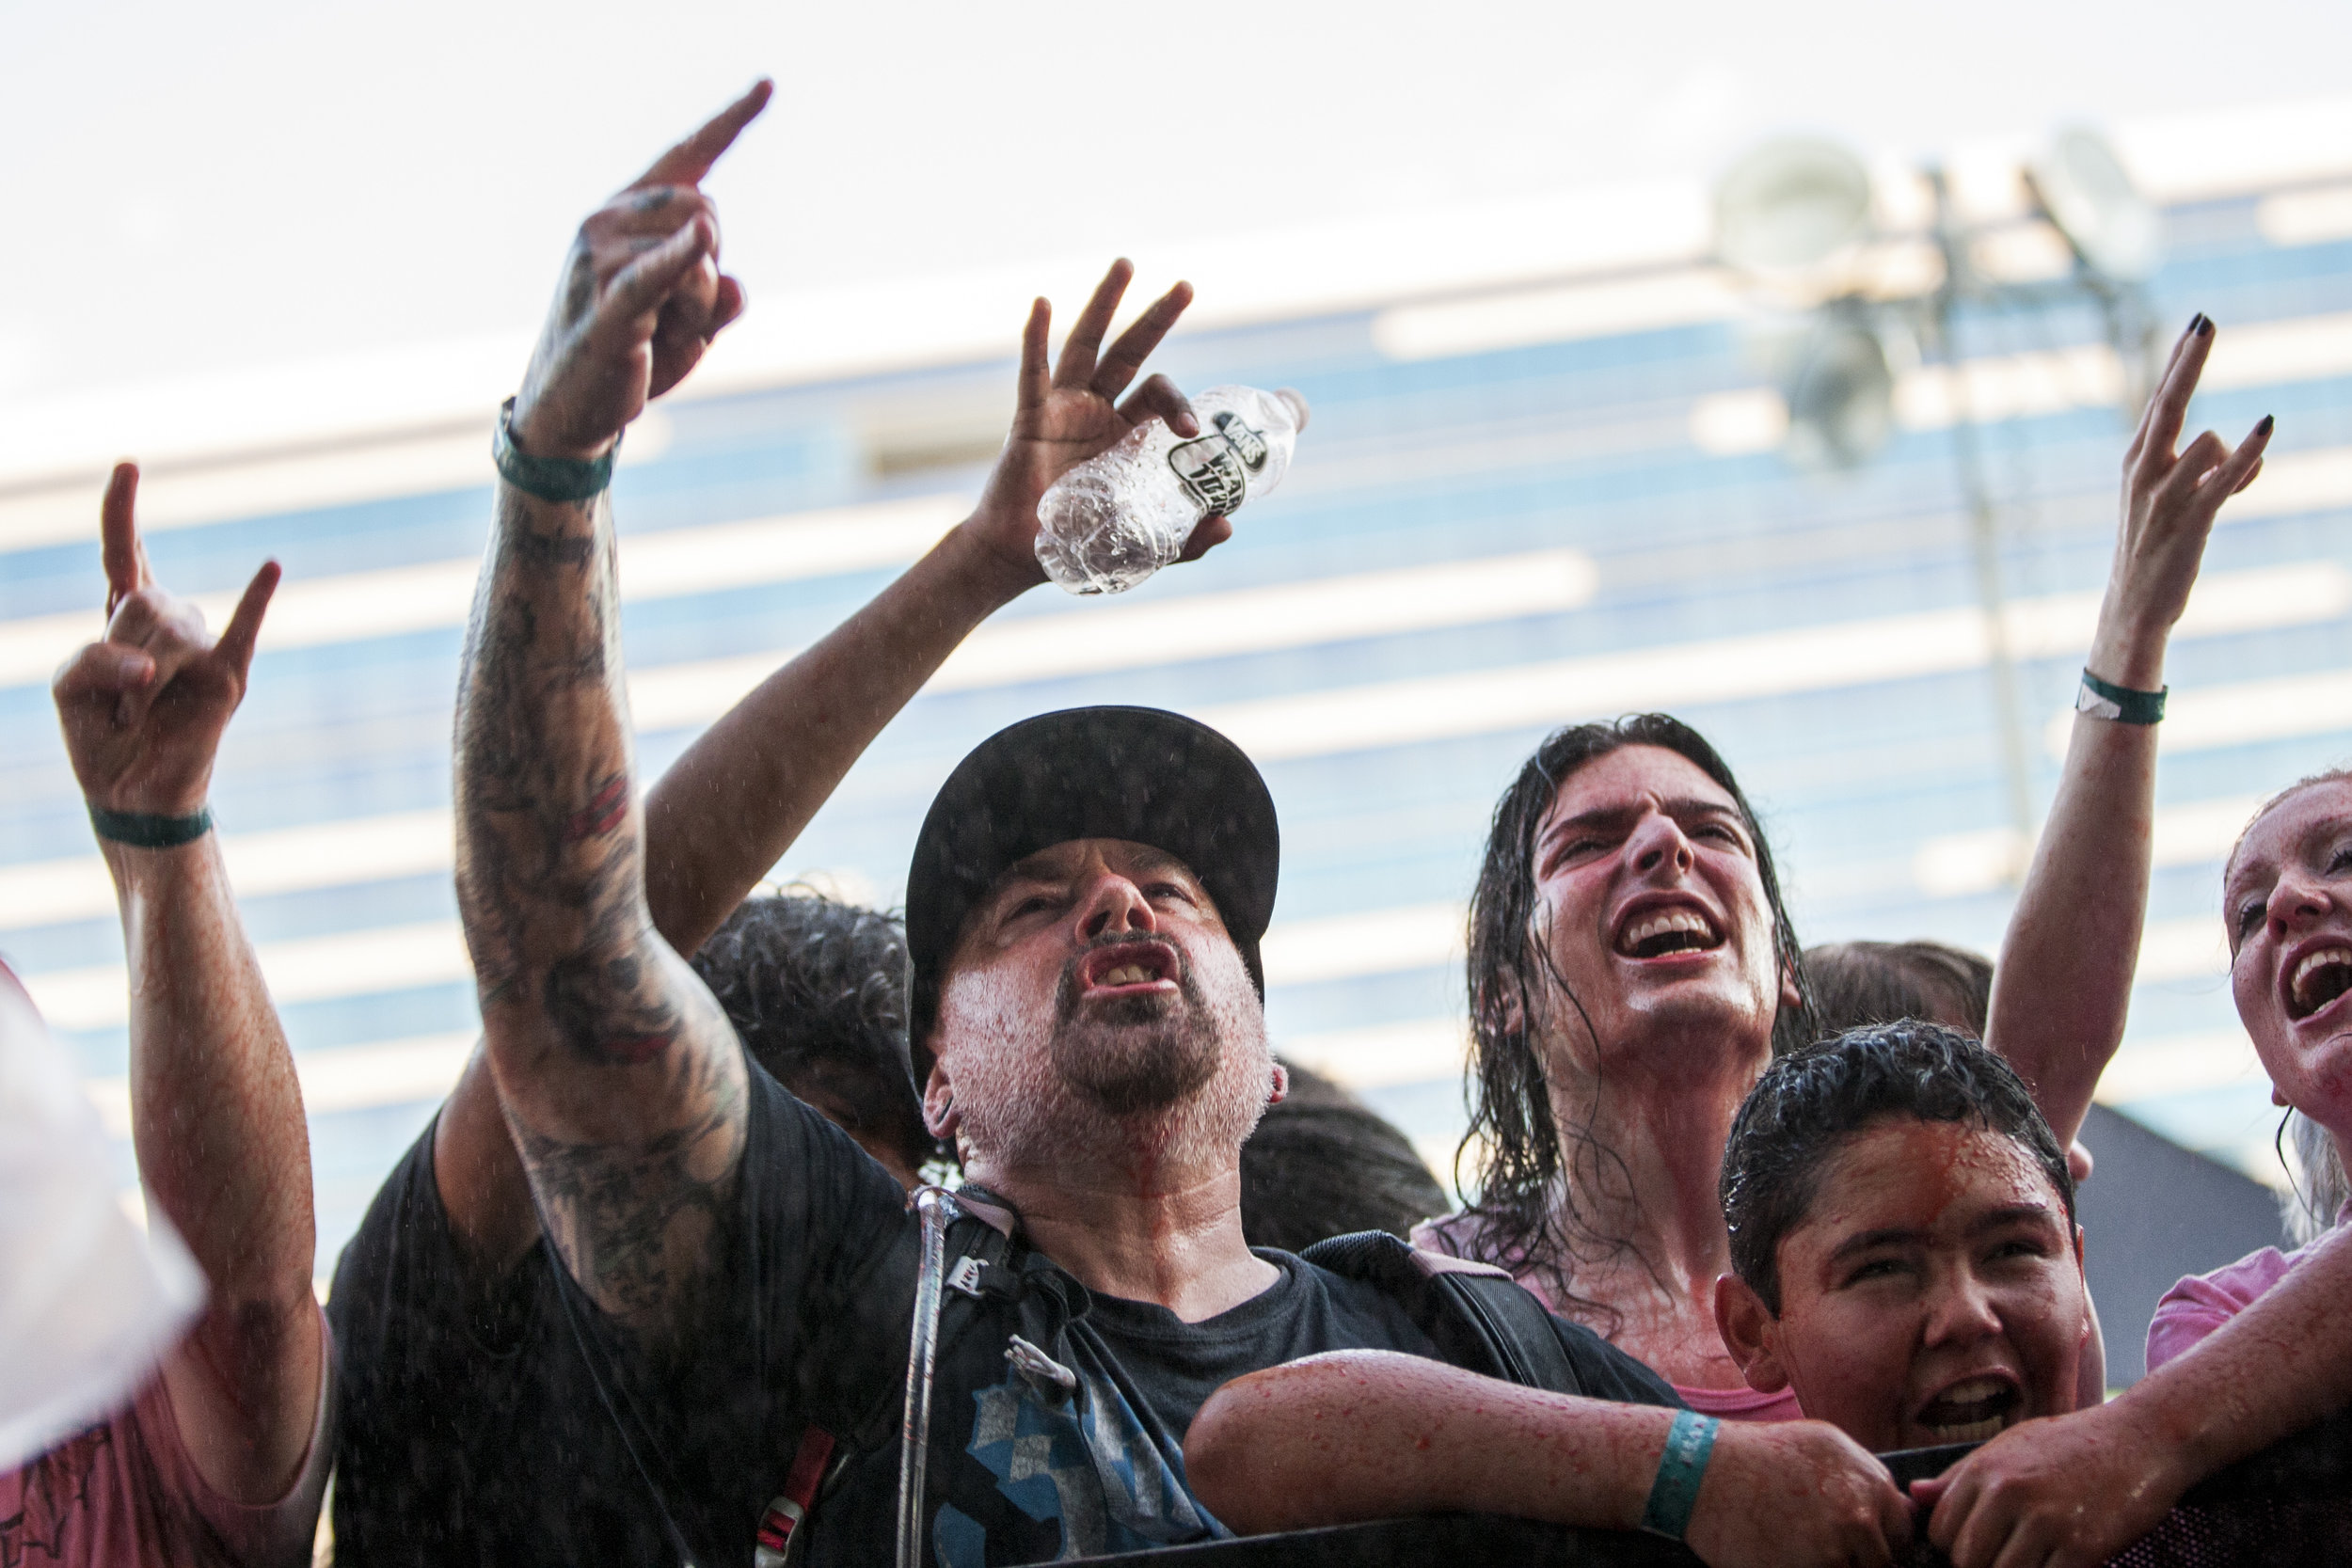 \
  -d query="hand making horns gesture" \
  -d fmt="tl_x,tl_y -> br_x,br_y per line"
53,464 -> 279,817
512,80 -> 772,463
2095,313 -> 2273,678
